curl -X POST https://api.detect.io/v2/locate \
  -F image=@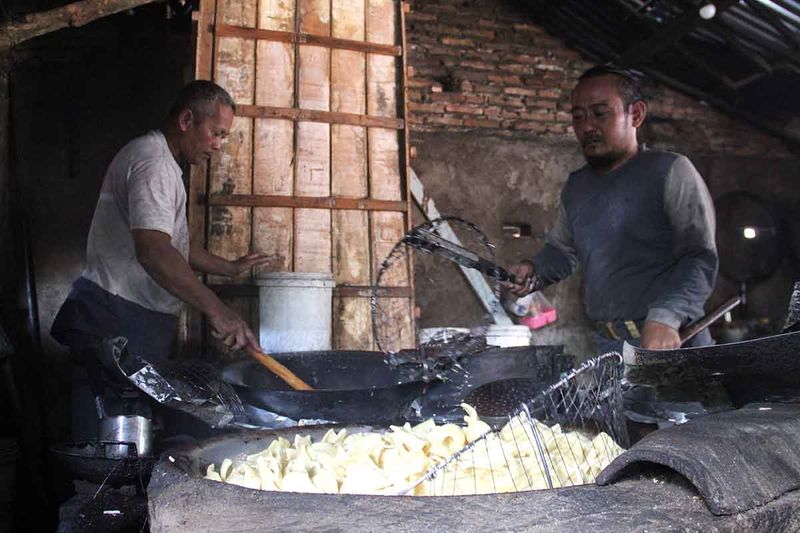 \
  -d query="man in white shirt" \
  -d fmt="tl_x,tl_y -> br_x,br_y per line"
52,80 -> 268,364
